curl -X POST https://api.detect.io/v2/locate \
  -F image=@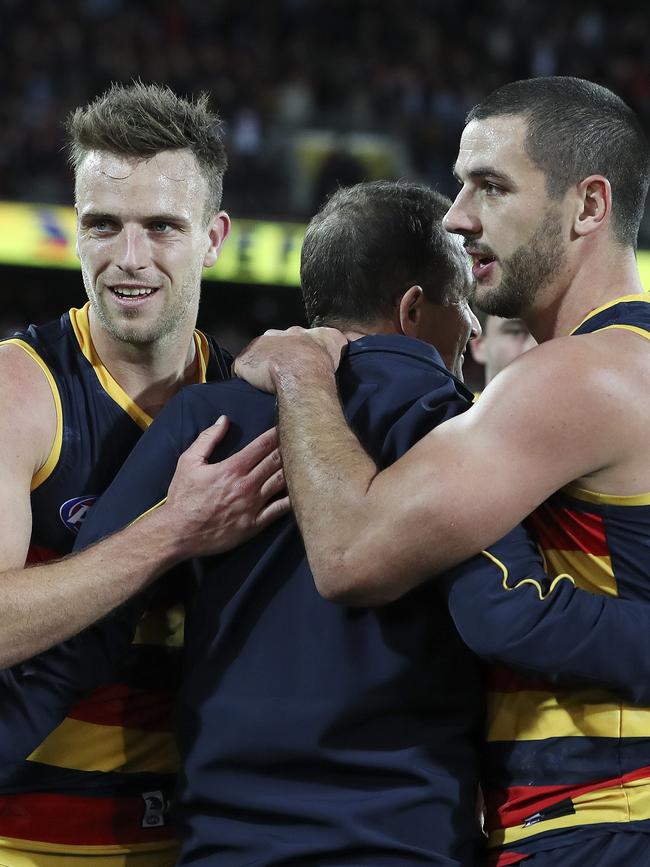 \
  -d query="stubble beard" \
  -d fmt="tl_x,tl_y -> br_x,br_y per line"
83,264 -> 203,348
473,206 -> 566,319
